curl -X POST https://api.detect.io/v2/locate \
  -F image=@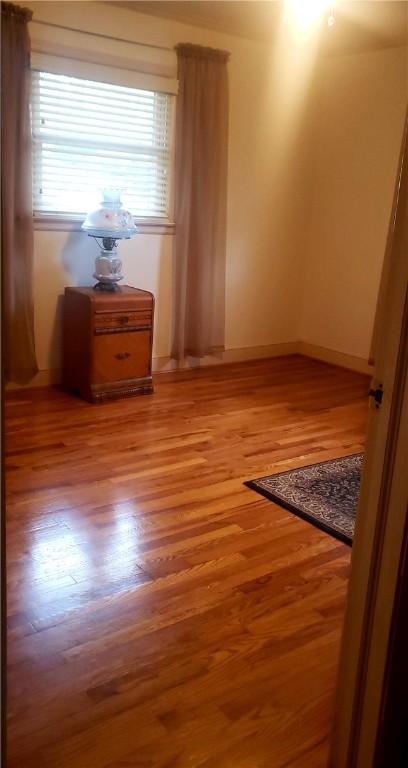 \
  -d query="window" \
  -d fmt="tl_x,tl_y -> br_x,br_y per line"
31,70 -> 174,220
